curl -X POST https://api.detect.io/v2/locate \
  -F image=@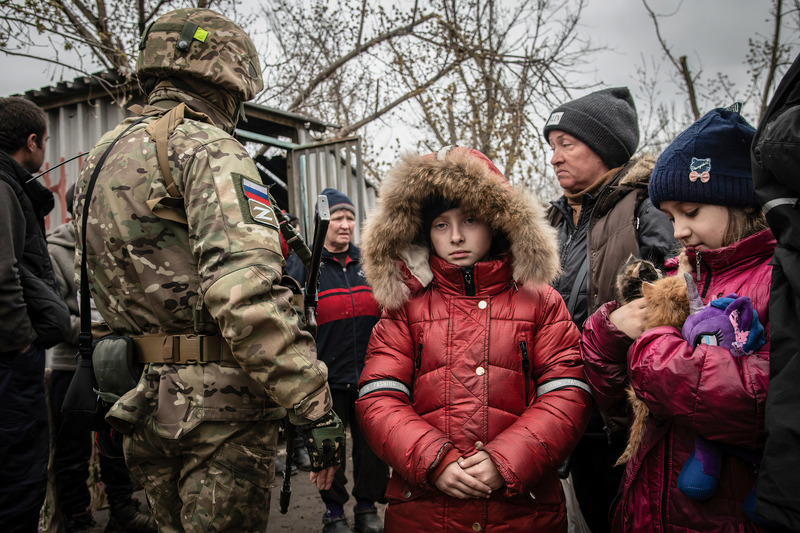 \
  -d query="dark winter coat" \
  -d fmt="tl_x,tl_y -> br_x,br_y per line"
581,229 -> 775,532
0,150 -> 69,352
288,244 -> 380,391
751,50 -> 800,532
548,156 -> 676,330
356,148 -> 592,532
